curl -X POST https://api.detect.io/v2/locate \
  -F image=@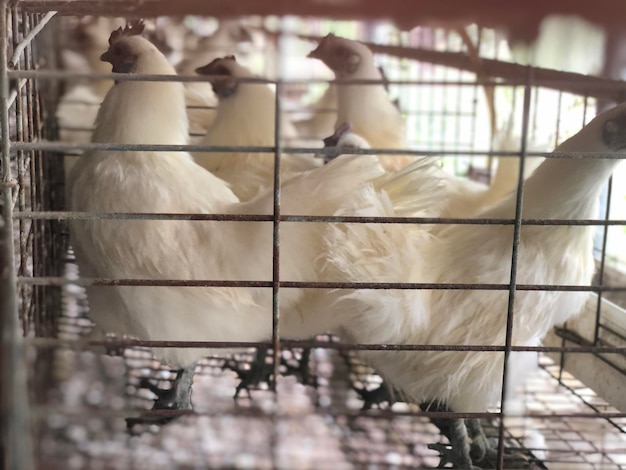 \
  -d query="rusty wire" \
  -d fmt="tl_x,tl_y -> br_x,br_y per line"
0,3 -> 36,469
2,8 -> 626,470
